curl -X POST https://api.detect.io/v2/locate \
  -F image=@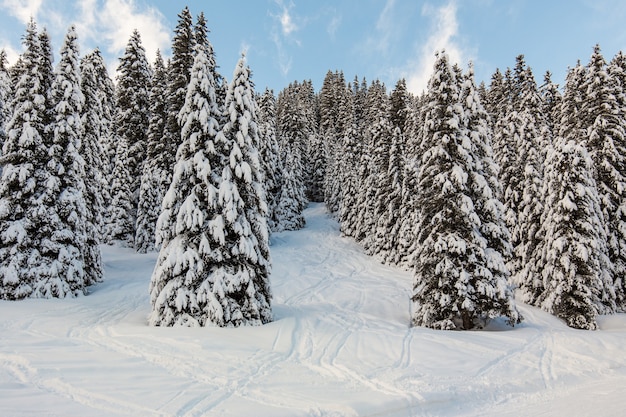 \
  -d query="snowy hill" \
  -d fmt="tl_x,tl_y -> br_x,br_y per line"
1,203 -> 625,417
